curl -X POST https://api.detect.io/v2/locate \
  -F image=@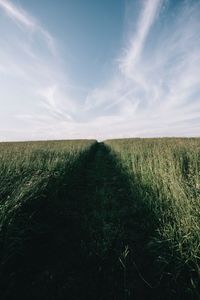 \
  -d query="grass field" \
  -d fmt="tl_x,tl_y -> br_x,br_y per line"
105,138 -> 200,299
0,138 -> 199,299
